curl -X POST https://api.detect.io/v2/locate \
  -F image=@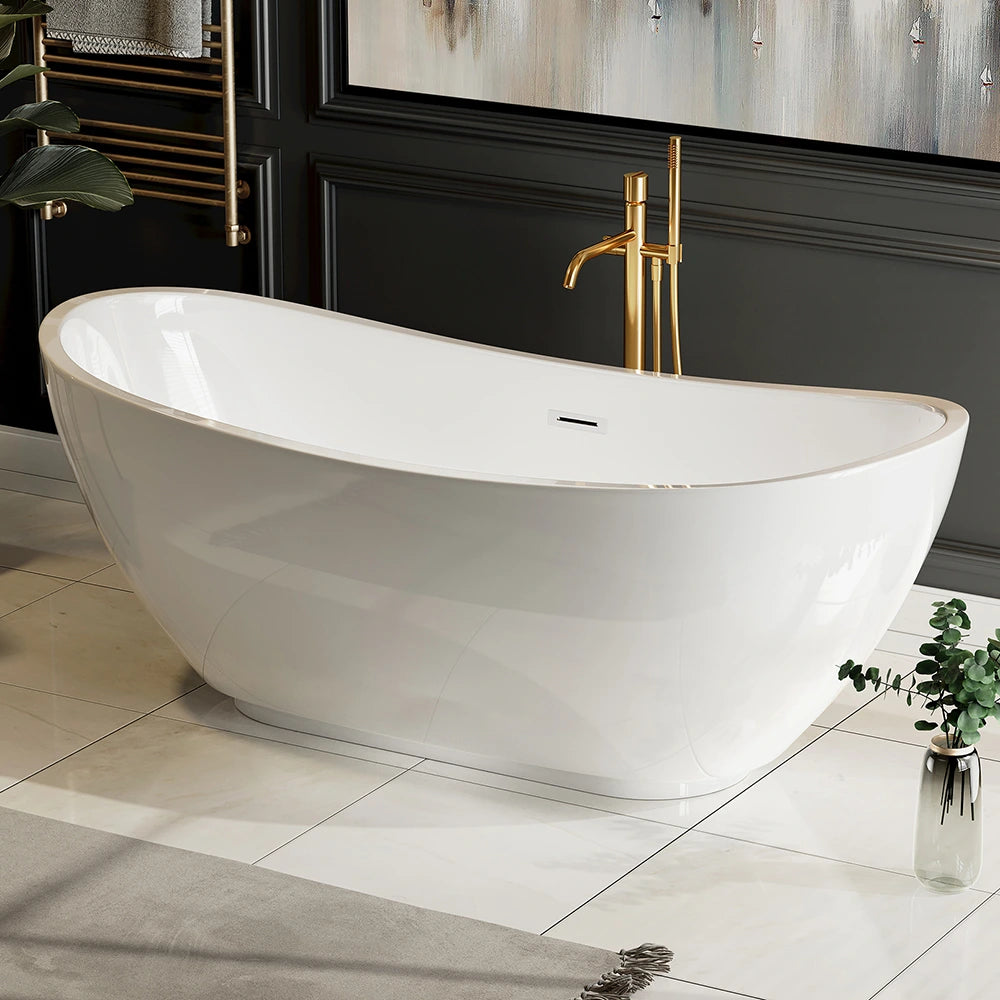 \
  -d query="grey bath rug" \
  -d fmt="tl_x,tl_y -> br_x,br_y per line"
0,807 -> 671,998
